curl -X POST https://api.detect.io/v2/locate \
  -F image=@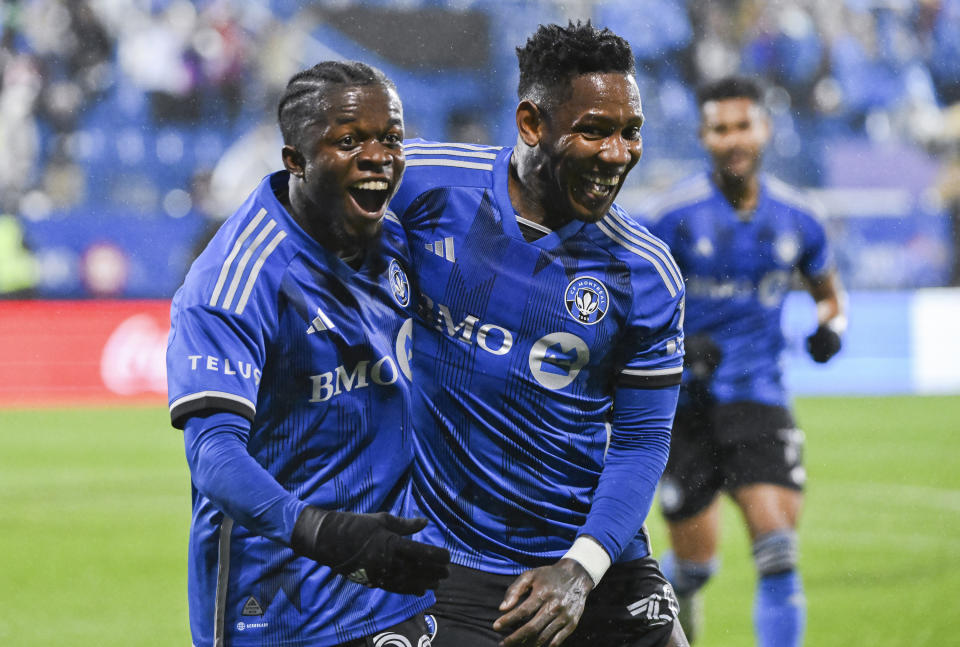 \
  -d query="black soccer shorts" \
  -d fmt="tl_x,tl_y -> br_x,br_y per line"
336,613 -> 437,647
659,401 -> 806,522
429,557 -> 679,647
